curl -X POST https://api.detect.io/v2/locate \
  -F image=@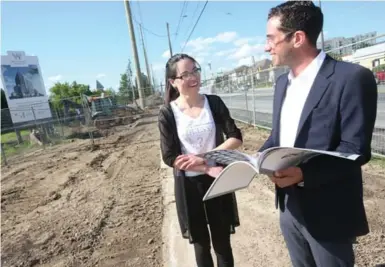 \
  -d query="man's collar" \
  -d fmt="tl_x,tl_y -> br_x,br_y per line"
288,50 -> 326,82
